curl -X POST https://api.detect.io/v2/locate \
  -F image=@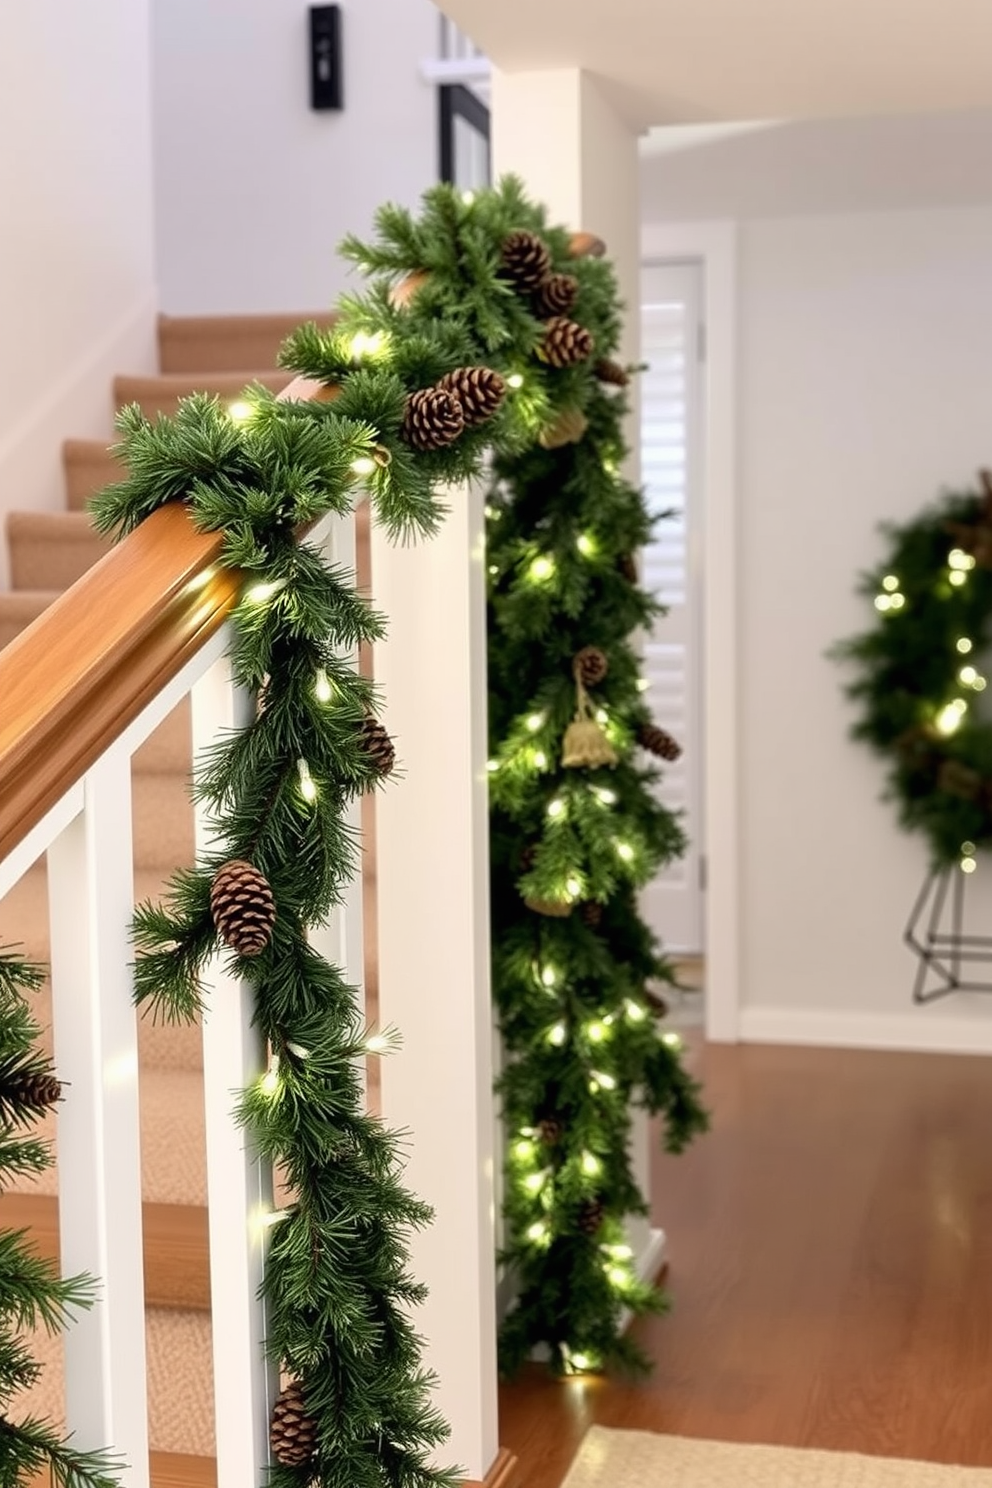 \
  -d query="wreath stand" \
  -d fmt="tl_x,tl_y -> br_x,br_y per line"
905,863 -> 992,1002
